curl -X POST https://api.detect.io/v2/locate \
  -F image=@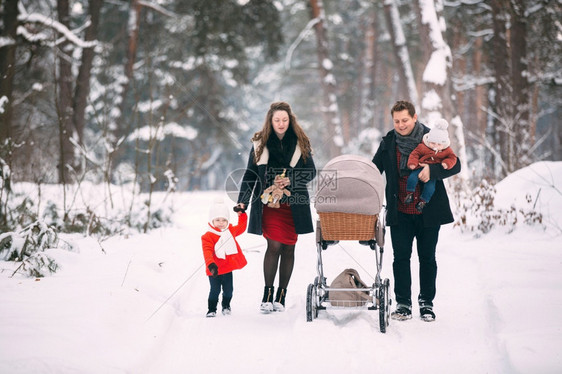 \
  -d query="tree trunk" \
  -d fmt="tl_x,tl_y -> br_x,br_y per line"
73,0 -> 103,148
412,0 -> 431,99
473,36 -> 486,136
452,25 -> 466,135
0,0 -> 19,144
490,0 -> 513,176
56,0 -> 75,184
360,6 -> 377,131
382,0 -> 419,109
308,0 -> 343,158
415,0 -> 468,186
118,0 -> 142,141
510,0 -> 532,169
